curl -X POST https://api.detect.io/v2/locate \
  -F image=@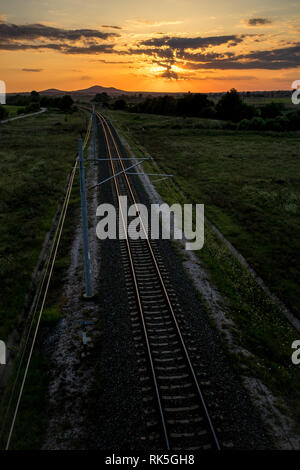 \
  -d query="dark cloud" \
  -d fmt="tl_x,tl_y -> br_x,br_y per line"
140,34 -> 245,49
0,22 -> 119,55
246,18 -> 272,26
0,41 -> 116,54
97,59 -> 133,64
179,44 -> 300,70
129,35 -> 300,71
62,43 -> 115,54
0,22 -> 119,41
159,65 -> 178,80
101,25 -> 122,30
129,46 -> 175,62
0,42 -> 62,51
22,68 -> 43,72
